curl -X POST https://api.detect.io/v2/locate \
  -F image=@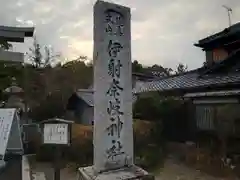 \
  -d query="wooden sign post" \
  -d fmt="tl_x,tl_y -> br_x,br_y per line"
40,118 -> 73,180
